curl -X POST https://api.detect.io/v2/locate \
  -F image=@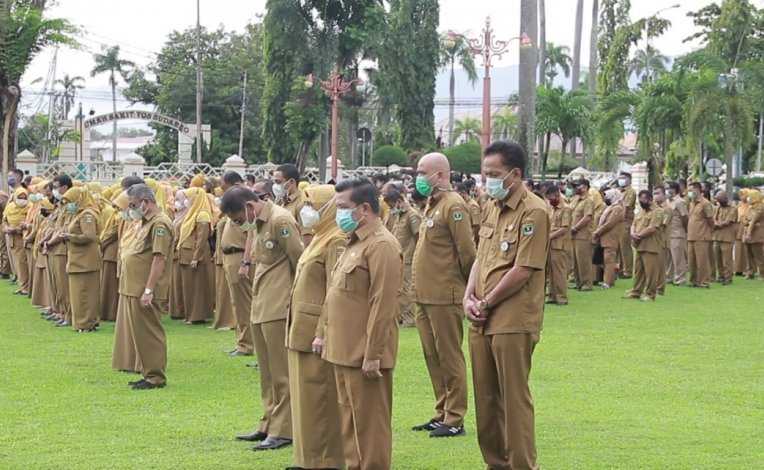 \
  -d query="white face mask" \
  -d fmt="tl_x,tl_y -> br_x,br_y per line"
183,198 -> 191,208
174,200 -> 184,210
299,205 -> 320,229
272,183 -> 286,200
214,197 -> 221,207
52,189 -> 62,200
617,178 -> 627,188
16,199 -> 28,207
